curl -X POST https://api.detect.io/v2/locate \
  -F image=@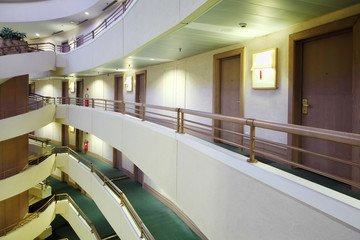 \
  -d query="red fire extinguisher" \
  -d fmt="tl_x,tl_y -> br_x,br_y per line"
84,140 -> 88,152
85,94 -> 89,107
